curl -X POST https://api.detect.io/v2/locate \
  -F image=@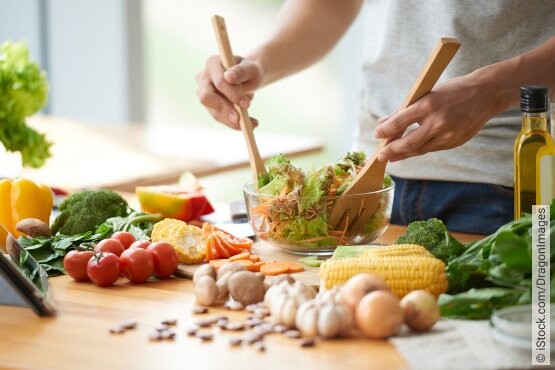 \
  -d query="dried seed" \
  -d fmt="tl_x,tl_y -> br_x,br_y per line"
254,341 -> 266,352
244,331 -> 263,345
109,326 -> 125,334
254,308 -> 269,318
224,322 -> 245,331
246,318 -> 263,328
216,318 -> 229,328
246,314 -> 257,320
149,332 -> 163,341
245,304 -> 258,312
185,325 -> 199,336
191,306 -> 209,315
299,338 -> 316,348
196,332 -> 214,341
225,299 -> 244,311
208,315 -> 228,324
161,319 -> 178,326
155,325 -> 169,332
229,337 -> 243,346
195,319 -> 214,328
257,322 -> 275,334
284,330 -> 301,339
161,331 -> 176,340
119,321 -> 138,330
273,324 -> 288,333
